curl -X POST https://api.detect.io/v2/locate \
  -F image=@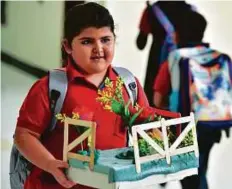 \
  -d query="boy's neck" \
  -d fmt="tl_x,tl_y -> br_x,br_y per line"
86,69 -> 108,87
68,57 -> 108,87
